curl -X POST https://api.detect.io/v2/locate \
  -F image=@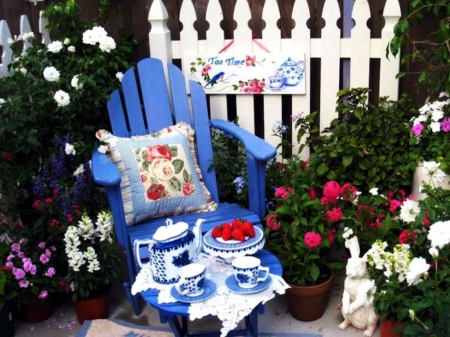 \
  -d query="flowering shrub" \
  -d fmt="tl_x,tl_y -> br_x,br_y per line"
363,181 -> 450,336
0,242 -> 17,310
64,210 -> 120,300
4,238 -> 61,307
410,94 -> 450,174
